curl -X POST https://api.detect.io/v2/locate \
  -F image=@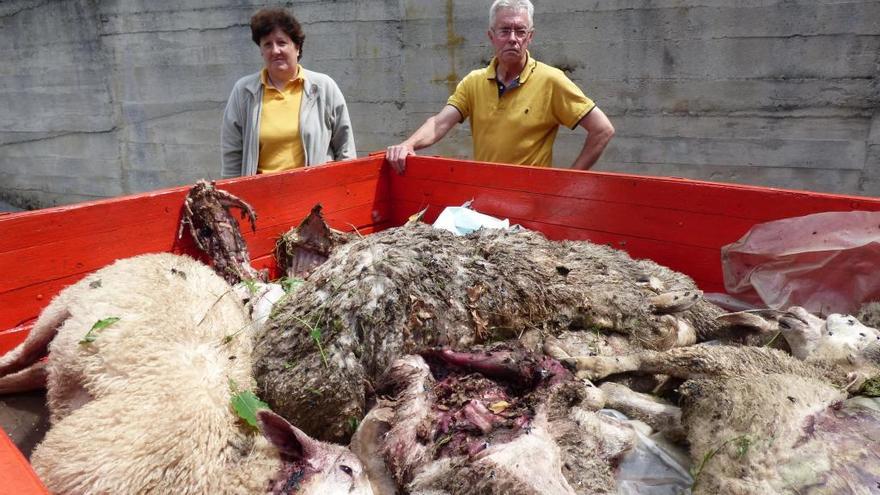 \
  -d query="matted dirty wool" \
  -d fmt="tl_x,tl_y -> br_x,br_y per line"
254,223 -> 722,440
